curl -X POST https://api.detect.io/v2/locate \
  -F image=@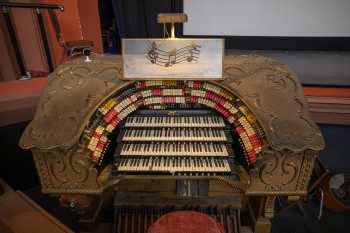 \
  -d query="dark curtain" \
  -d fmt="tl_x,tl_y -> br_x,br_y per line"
112,0 -> 183,39
99,0 -> 117,52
